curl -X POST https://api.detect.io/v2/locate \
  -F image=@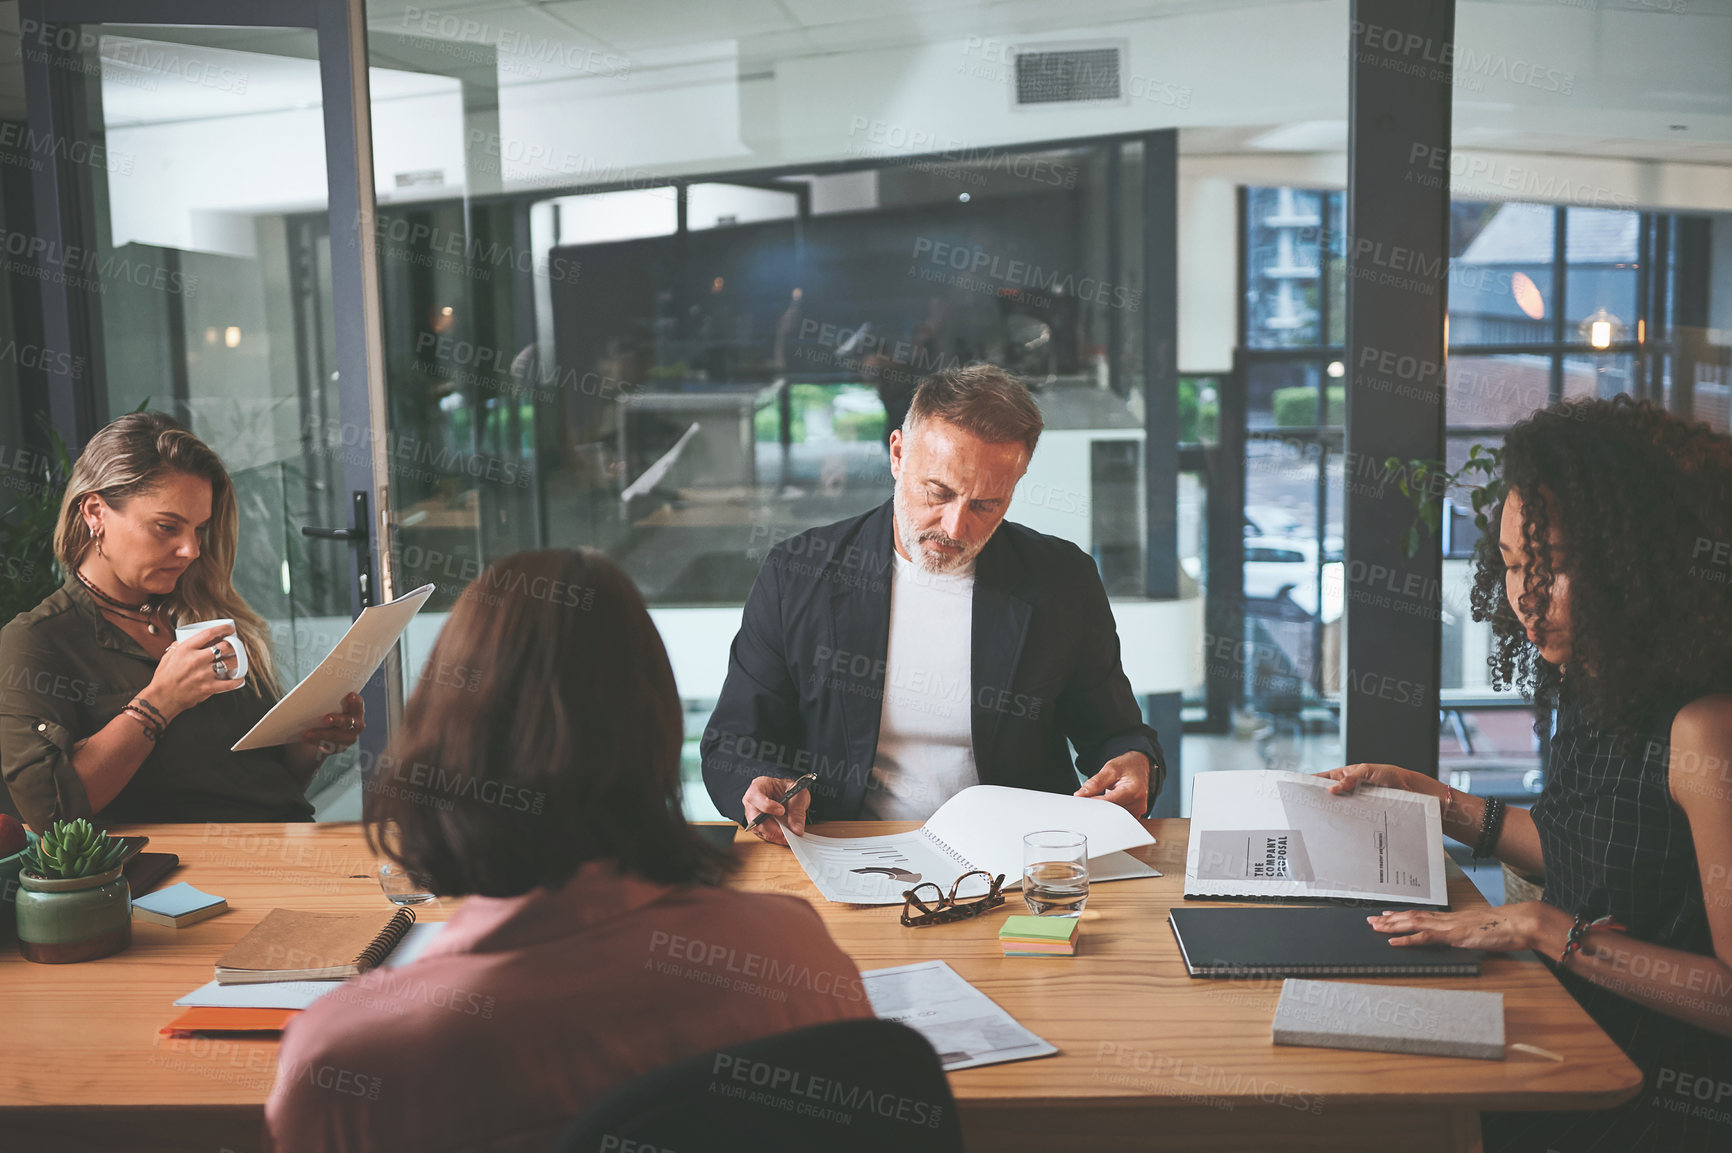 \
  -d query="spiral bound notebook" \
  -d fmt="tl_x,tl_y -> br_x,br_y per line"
783,785 -> 1160,905
214,906 -> 417,985
1168,906 -> 1481,978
